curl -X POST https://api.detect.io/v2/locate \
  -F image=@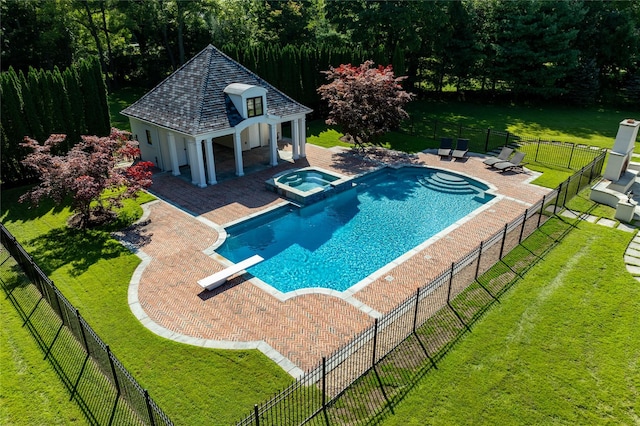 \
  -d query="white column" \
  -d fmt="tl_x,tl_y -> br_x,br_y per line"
195,140 -> 207,188
233,129 -> 244,177
291,119 -> 300,160
186,140 -> 199,185
205,139 -> 217,185
298,117 -> 307,158
269,124 -> 278,166
167,132 -> 181,176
